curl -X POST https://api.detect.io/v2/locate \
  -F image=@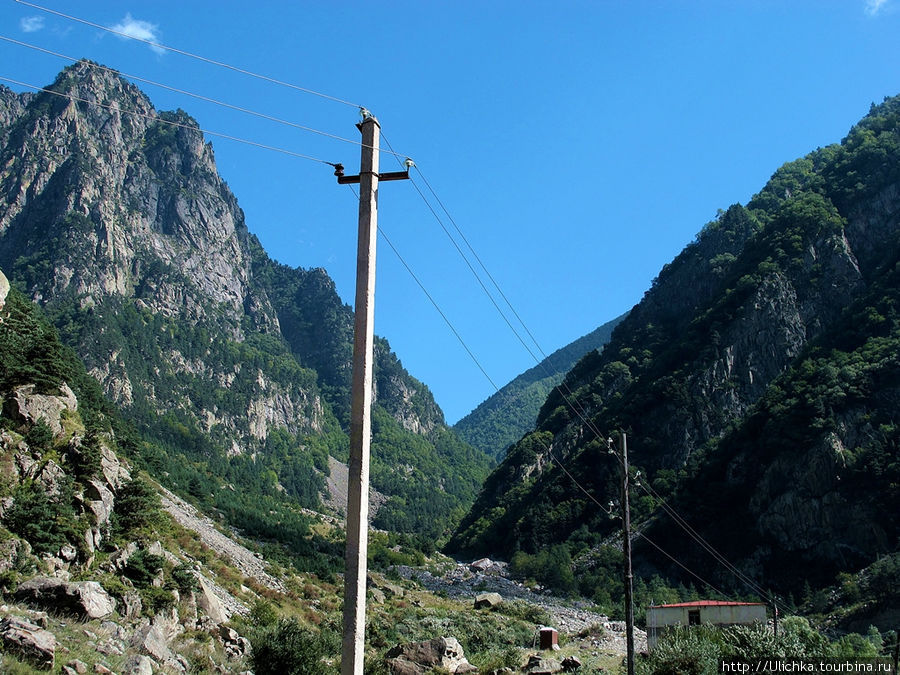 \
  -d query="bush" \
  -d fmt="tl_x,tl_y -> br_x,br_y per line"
123,549 -> 165,588
111,476 -> 165,538
248,598 -> 278,628
140,586 -> 176,615
250,618 -> 340,675
2,479 -> 79,555
171,563 -> 199,593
